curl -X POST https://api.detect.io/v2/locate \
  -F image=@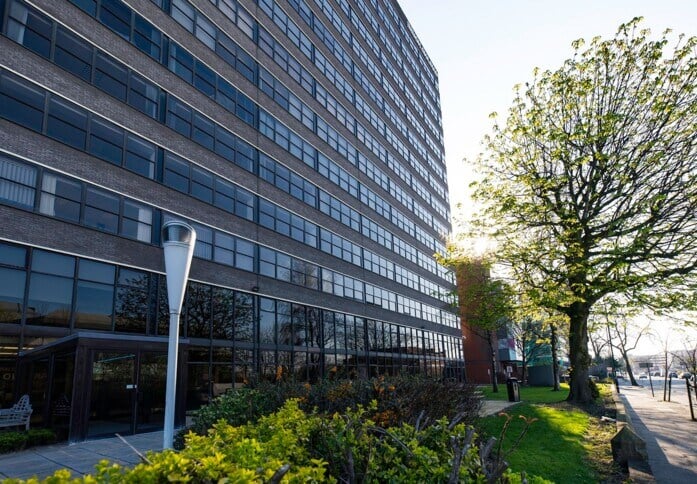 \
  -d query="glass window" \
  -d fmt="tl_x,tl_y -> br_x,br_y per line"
54,27 -> 93,82
7,1 -> 52,58
168,43 -> 194,83
0,242 -> 26,268
235,138 -> 255,172
235,239 -> 254,272
193,62 -> 215,98
99,0 -> 132,40
258,246 -> 275,277
128,74 -> 159,119
46,97 -> 88,150
94,52 -> 128,102
31,250 -> 75,277
163,153 -> 189,192
84,187 -> 119,233
166,97 -> 192,138
191,166 -> 213,203
259,297 -> 275,345
0,72 -> 45,132
211,287 -> 234,339
71,0 -> 97,16
39,174 -> 82,222
122,200 -> 152,242
74,278 -> 114,330
125,135 -> 155,179
133,14 -> 162,60
235,188 -> 254,220
0,155 -> 37,209
26,272 -> 73,327
115,268 -> 148,334
89,118 -> 124,165
233,292 -> 253,342
171,0 -> 194,32
0,267 -> 25,323
213,232 -> 234,266
214,126 -> 235,161
78,259 -> 115,284
192,223 -> 213,259
192,114 -> 214,150
185,282 -> 211,338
